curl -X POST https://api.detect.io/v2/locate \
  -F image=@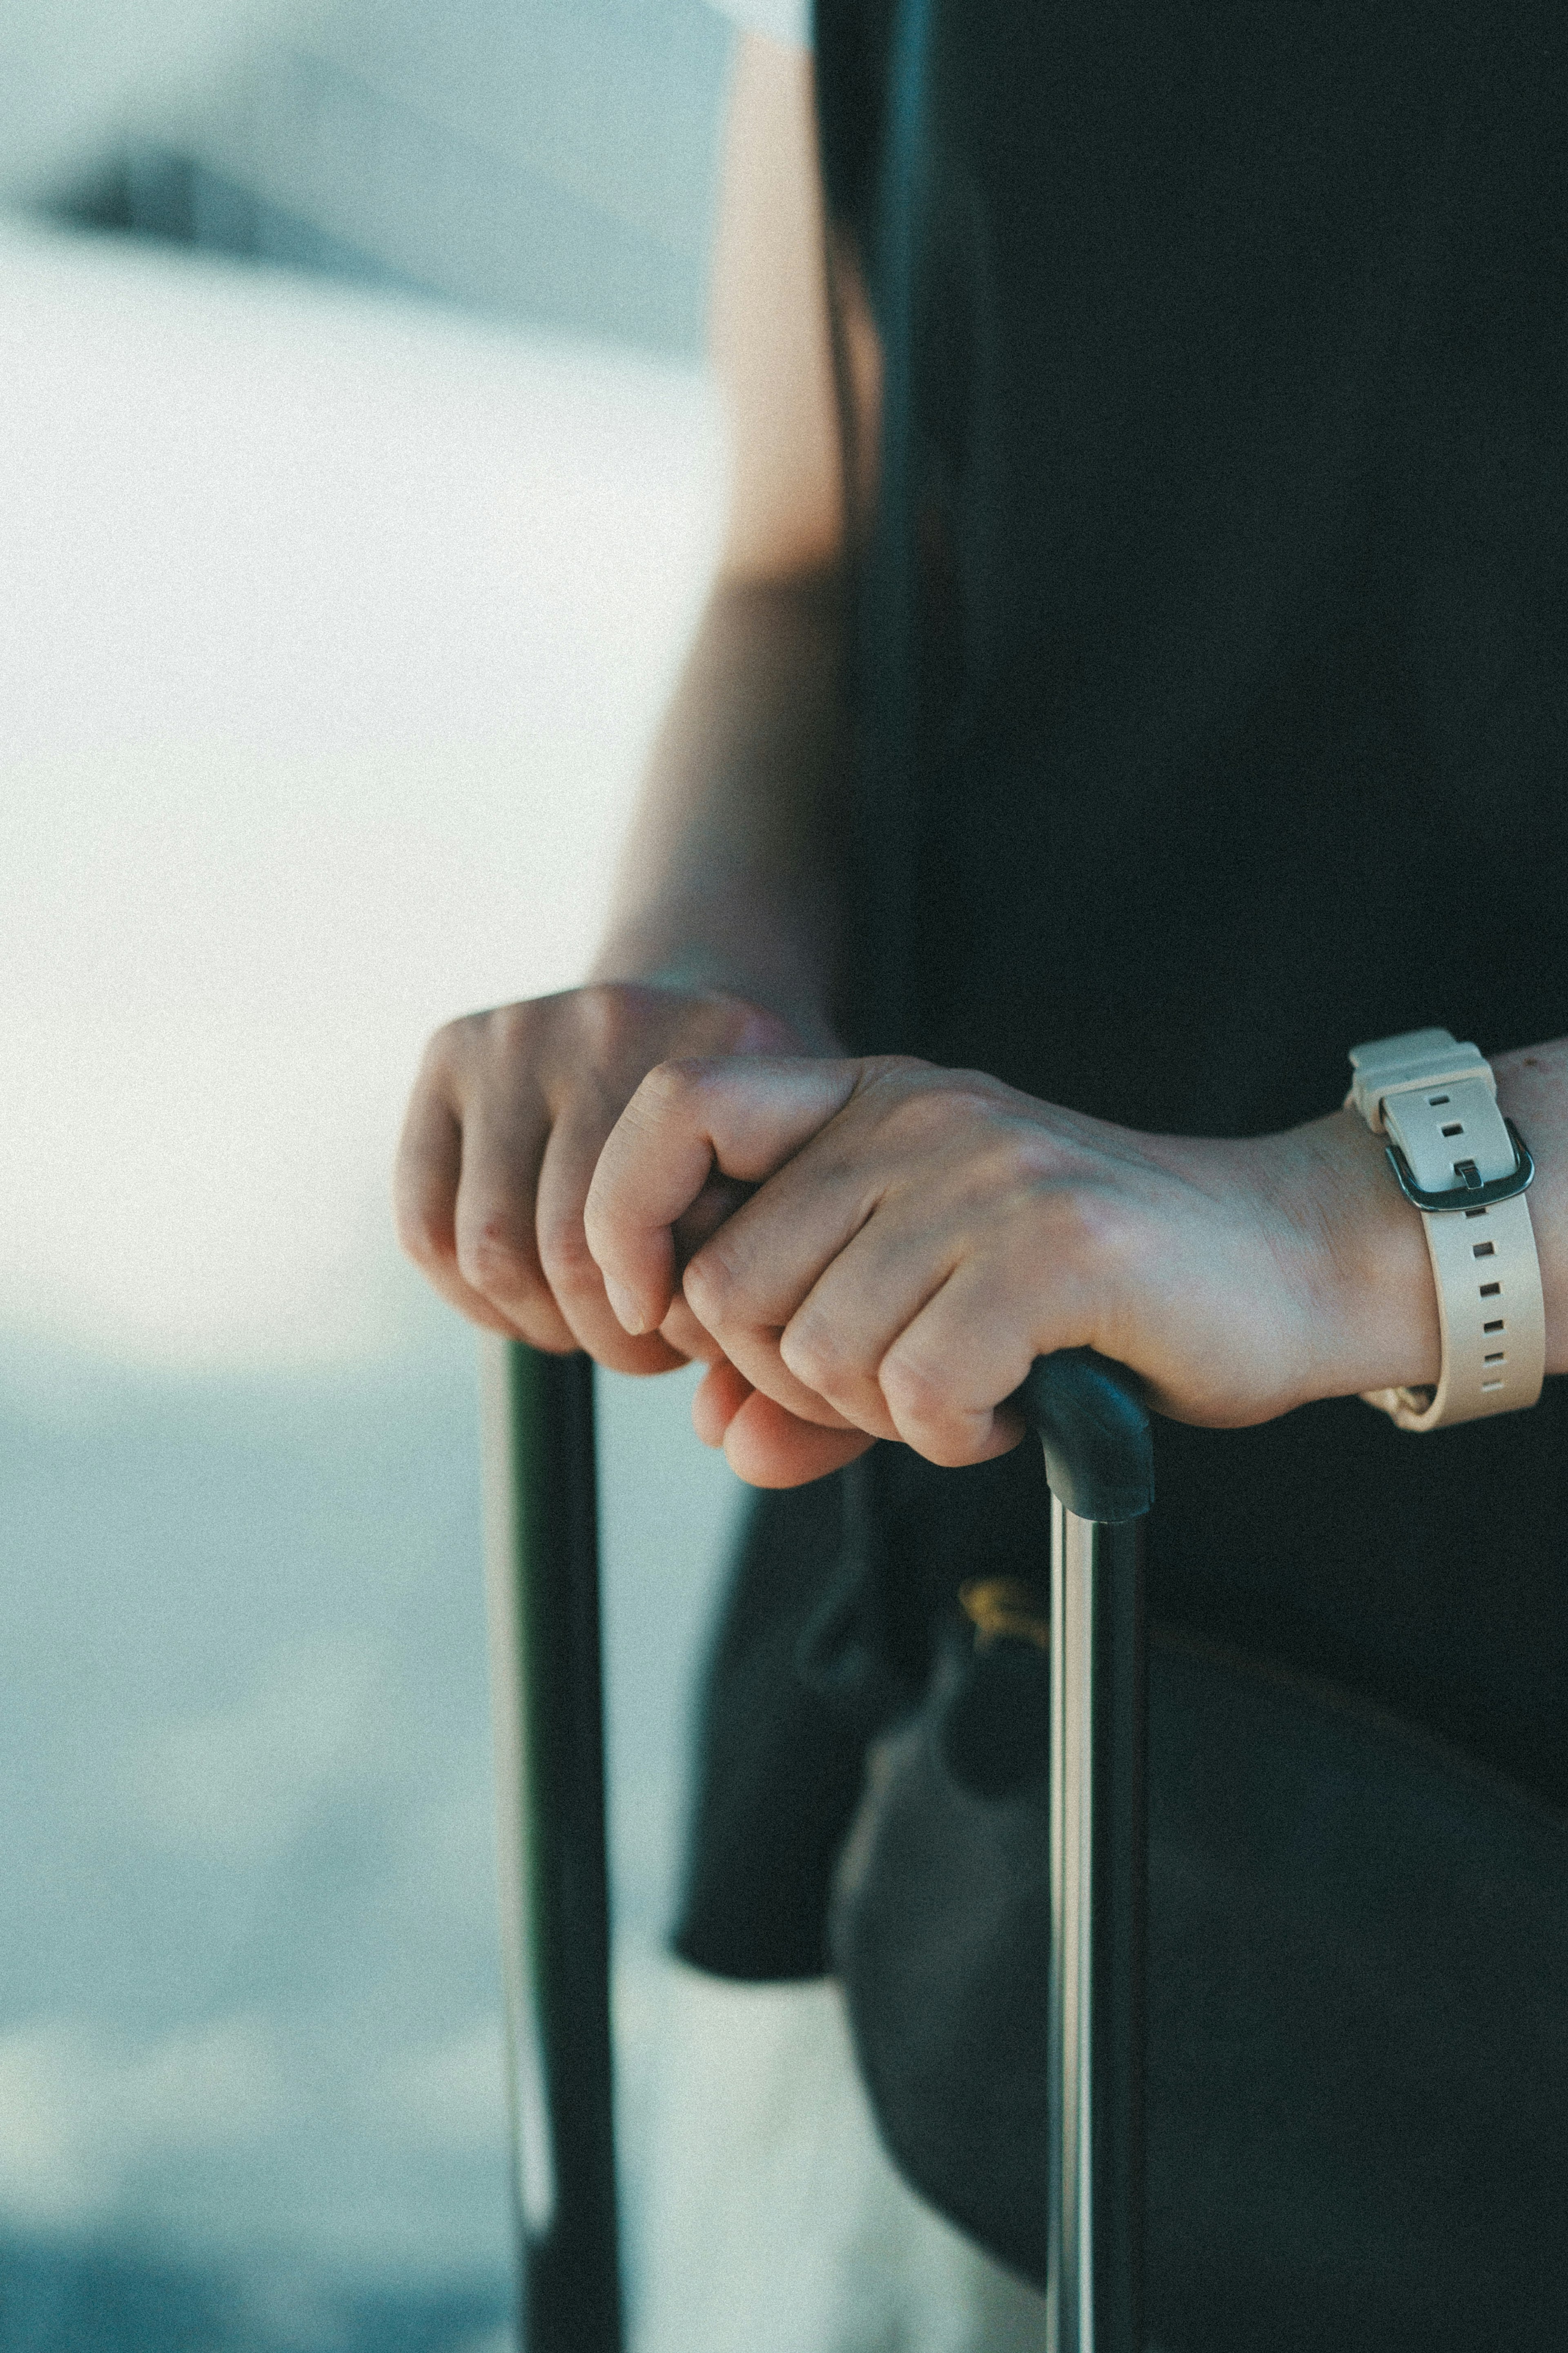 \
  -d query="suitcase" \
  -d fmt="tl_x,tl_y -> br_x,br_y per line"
479,1337 -> 1153,2353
